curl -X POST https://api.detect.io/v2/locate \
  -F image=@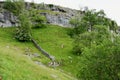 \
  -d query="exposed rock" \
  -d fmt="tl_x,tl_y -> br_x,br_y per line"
32,53 -> 41,58
0,10 -> 18,27
34,61 -> 43,65
41,13 -> 72,27
48,61 -> 60,67
39,4 -> 82,27
0,2 -> 82,27
25,52 -> 41,58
